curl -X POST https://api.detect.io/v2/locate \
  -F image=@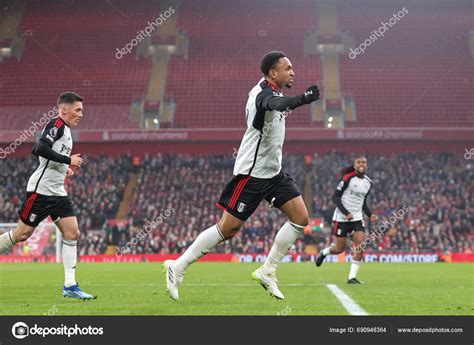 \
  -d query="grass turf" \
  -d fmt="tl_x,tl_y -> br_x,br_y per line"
0,262 -> 472,315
